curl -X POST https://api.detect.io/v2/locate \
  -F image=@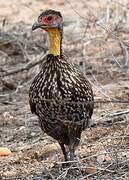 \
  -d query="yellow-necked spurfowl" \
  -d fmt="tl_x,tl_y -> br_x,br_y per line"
29,9 -> 94,162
